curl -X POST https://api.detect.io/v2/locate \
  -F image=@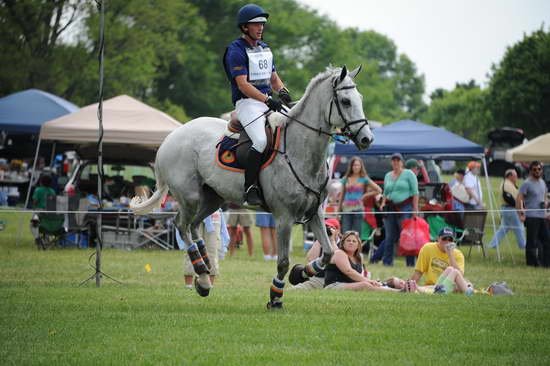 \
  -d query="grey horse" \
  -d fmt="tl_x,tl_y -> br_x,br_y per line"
131,66 -> 373,308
